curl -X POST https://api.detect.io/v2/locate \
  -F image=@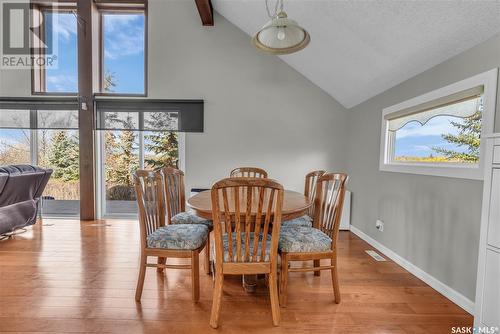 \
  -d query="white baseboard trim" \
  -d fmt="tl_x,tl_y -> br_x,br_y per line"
349,225 -> 475,314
